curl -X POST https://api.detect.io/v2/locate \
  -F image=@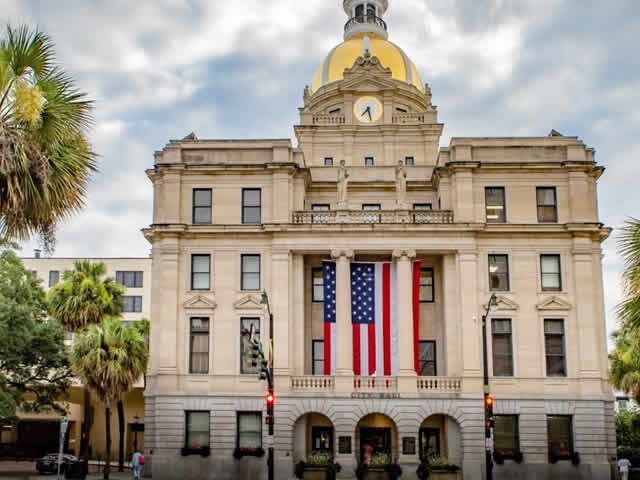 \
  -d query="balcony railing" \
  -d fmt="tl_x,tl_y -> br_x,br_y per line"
417,376 -> 462,393
292,210 -> 454,225
290,376 -> 462,393
345,15 -> 388,34
313,114 -> 346,125
392,113 -> 425,124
